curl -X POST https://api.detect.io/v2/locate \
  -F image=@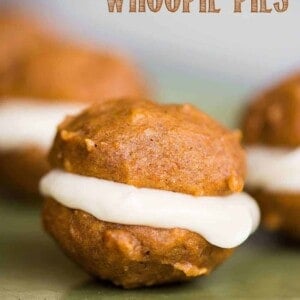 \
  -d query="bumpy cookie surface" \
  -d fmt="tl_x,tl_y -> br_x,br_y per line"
49,98 -> 246,196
